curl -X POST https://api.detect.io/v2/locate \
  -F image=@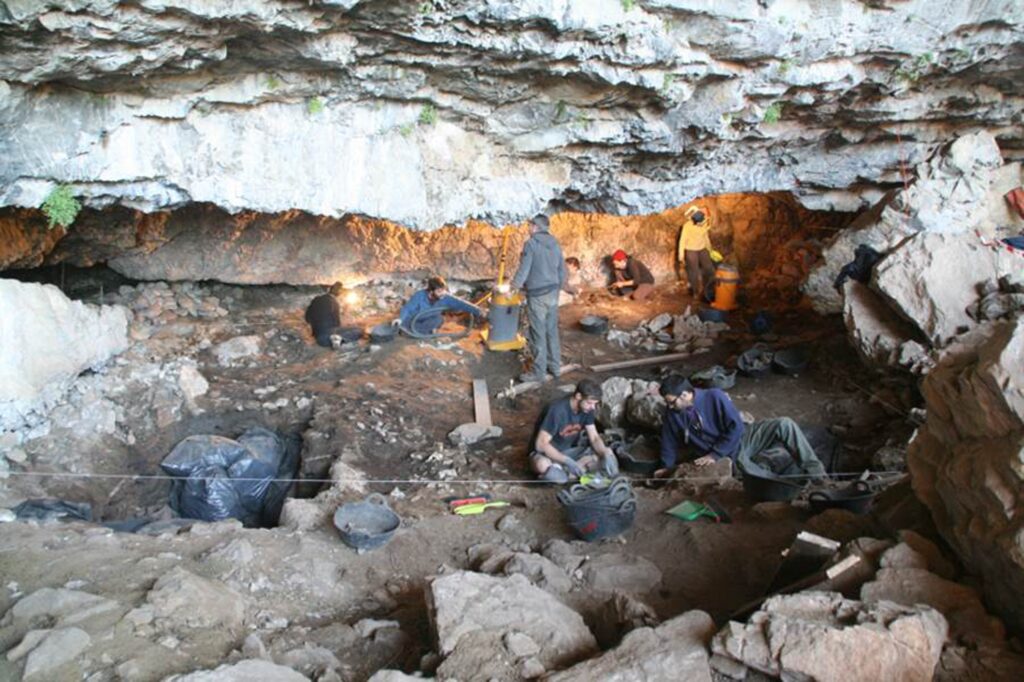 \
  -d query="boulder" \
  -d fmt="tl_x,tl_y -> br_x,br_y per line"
278,497 -> 329,532
20,627 -> 91,681
907,318 -> 1024,634
711,592 -> 947,681
212,335 -> 262,365
625,381 -> 664,430
580,553 -> 662,595
427,571 -> 597,670
502,553 -> 573,594
861,566 -> 1004,643
0,279 -> 129,429
842,280 -> 924,369
597,377 -> 633,428
447,422 -> 502,446
166,659 -> 309,681
549,610 -> 715,682
873,232 -> 1020,346
146,567 -> 246,633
